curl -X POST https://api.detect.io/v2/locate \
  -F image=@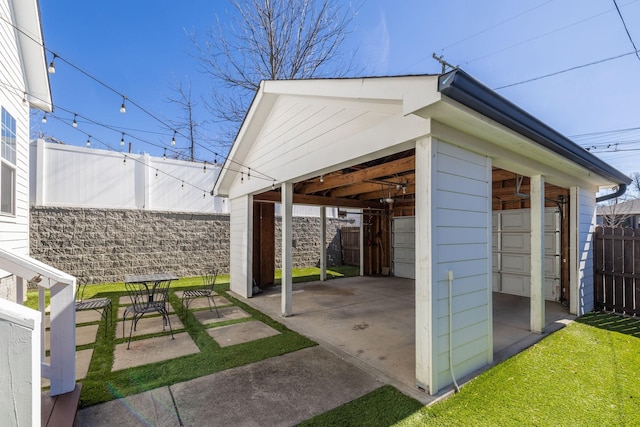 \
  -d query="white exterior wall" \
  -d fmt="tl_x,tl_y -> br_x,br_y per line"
29,141 -> 227,213
416,138 -> 492,394
0,0 -> 30,256
229,195 -> 253,298
571,186 -> 597,315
